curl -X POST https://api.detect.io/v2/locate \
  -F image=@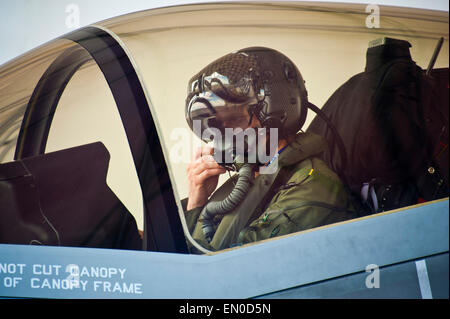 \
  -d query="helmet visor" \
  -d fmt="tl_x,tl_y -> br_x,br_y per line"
186,73 -> 261,142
